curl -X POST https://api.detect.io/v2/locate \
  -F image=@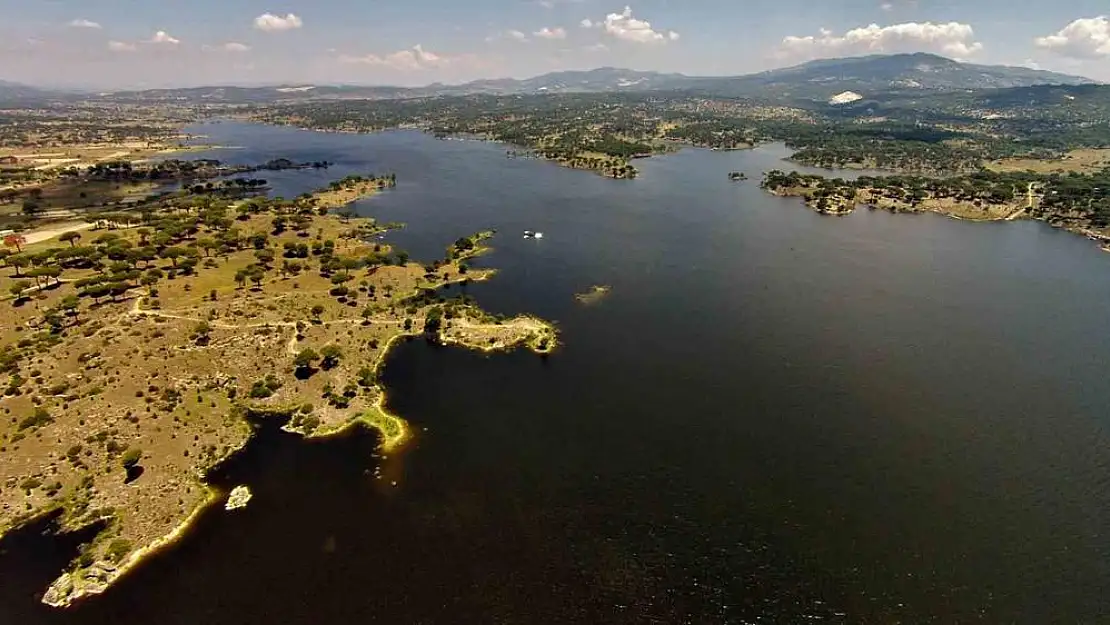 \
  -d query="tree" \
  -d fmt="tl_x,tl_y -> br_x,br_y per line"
234,270 -> 247,289
61,294 -> 80,322
7,254 -> 28,277
150,232 -> 173,250
281,260 -> 302,276
341,257 -> 362,276
320,345 -> 342,370
3,233 -> 26,253
59,231 -> 82,247
192,321 -> 212,345
94,232 -> 122,246
121,448 -> 143,468
160,246 -> 185,268
43,309 -> 64,333
108,281 -> 131,301
310,304 -> 325,320
293,348 -> 319,377
254,249 -> 275,265
140,272 -> 160,293
9,279 -> 32,300
28,265 -> 62,287
82,283 -> 111,302
424,308 -> 443,335
248,265 -> 265,288
197,237 -> 217,257
130,247 -> 157,268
